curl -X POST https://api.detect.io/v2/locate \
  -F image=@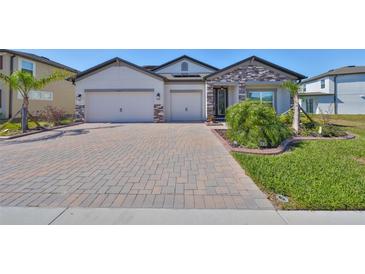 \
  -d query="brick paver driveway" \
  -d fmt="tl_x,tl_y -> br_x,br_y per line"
0,123 -> 273,209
